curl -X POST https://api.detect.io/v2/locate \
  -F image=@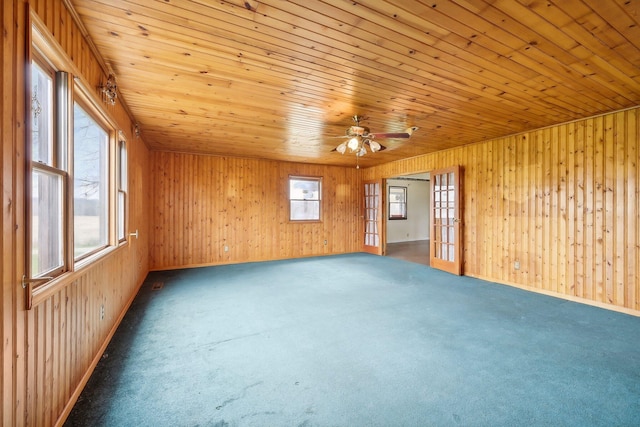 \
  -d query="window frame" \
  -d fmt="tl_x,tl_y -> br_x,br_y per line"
25,11 -> 126,307
116,131 -> 128,244
288,175 -> 322,222
72,93 -> 113,263
388,186 -> 408,220
27,50 -> 71,280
